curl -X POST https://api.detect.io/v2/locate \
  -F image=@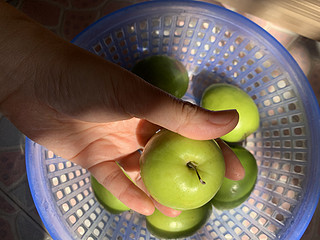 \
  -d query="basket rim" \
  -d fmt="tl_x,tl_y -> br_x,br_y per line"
25,138 -> 75,240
